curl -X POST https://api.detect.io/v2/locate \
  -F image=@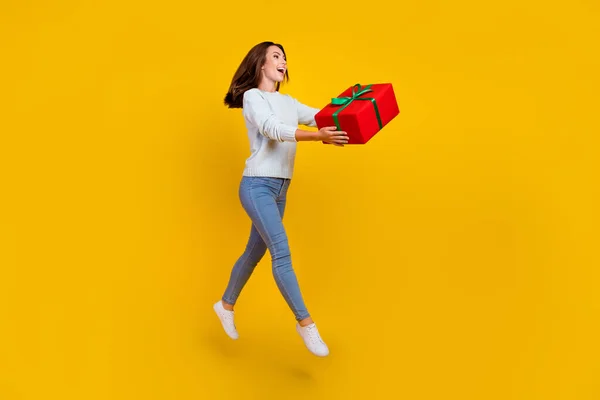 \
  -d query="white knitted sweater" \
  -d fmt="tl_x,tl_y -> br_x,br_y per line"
241,88 -> 320,179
